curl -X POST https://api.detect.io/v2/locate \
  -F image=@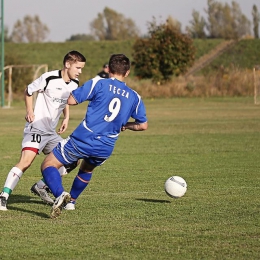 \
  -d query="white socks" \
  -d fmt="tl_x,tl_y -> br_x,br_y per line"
2,167 -> 23,199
